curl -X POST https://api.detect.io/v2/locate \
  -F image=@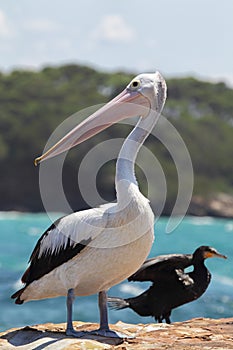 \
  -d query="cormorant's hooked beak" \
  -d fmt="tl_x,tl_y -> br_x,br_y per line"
34,89 -> 150,166
214,251 -> 227,259
204,250 -> 227,260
